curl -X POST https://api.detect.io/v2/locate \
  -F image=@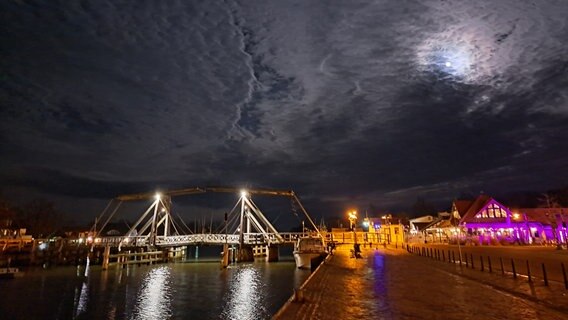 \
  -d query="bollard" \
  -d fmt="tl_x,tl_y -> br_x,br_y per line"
459,252 -> 462,266
470,254 -> 474,269
488,256 -> 492,273
526,260 -> 532,283
500,258 -> 505,275
294,288 -> 304,302
480,256 -> 484,272
442,250 -> 445,262
542,263 -> 548,287
465,254 -> 468,268
511,259 -> 517,279
452,251 -> 455,263
562,262 -> 568,290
